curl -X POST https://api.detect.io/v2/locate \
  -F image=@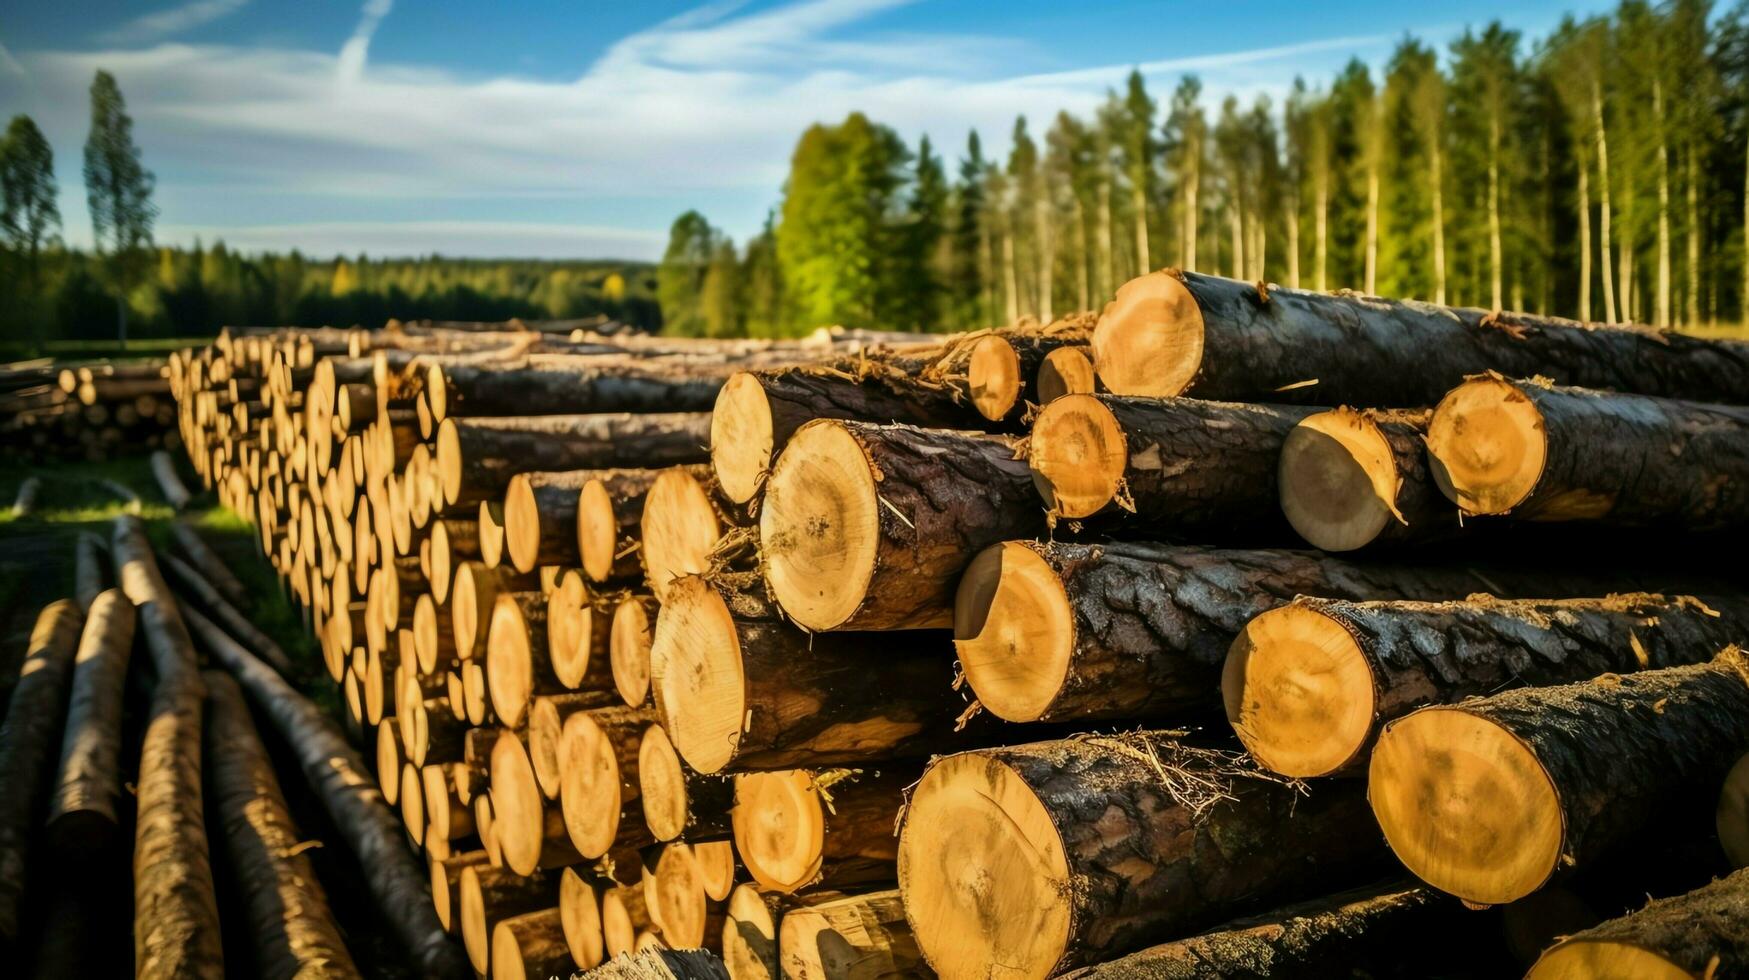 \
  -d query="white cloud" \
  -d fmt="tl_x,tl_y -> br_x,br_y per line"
99,0 -> 250,46
157,219 -> 666,259
0,40 -> 26,77
337,0 -> 394,84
